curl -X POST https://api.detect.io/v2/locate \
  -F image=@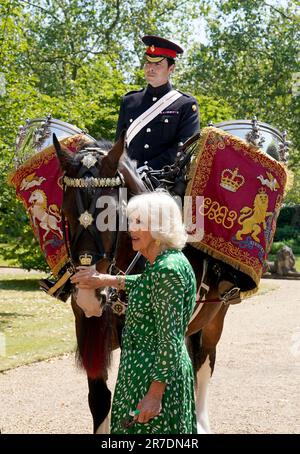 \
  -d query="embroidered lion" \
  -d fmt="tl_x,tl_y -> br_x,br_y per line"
236,188 -> 272,243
